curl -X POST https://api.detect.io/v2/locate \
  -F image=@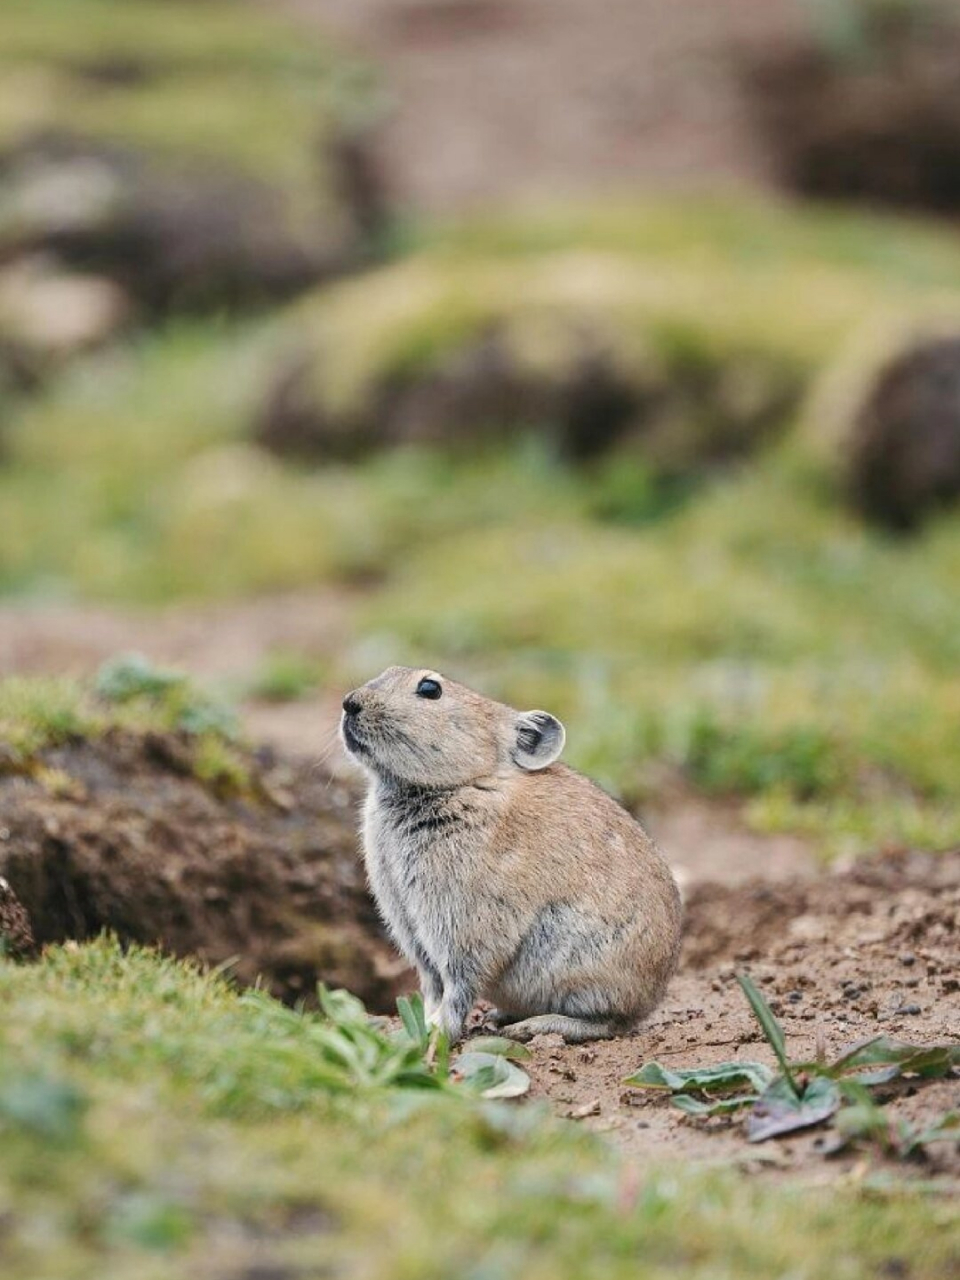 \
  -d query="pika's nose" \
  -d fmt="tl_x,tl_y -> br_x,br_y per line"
342,693 -> 362,717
